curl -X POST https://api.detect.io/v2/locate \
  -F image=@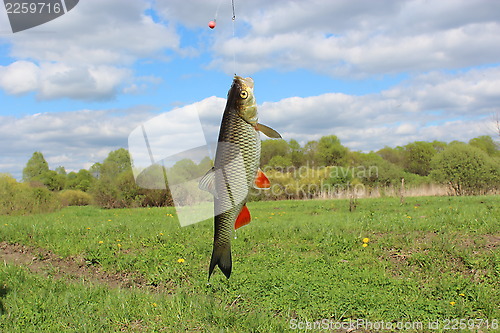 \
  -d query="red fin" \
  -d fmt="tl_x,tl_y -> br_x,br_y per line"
254,169 -> 271,189
235,205 -> 251,229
